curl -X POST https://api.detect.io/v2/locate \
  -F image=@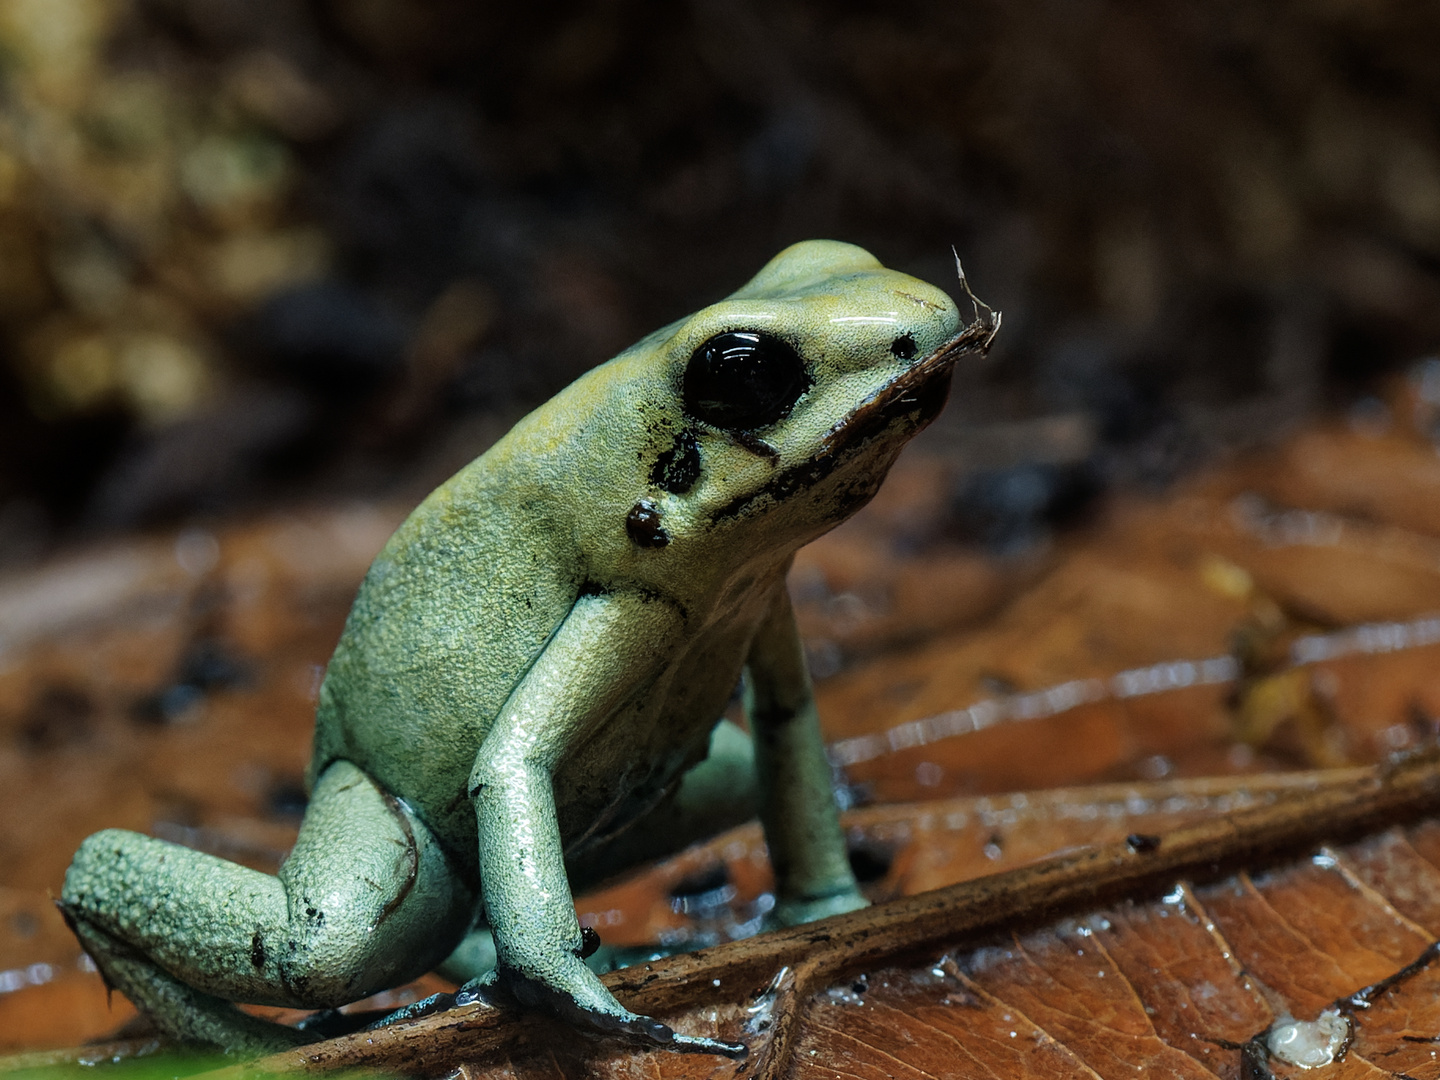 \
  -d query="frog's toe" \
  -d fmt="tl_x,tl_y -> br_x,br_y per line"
497,968 -> 744,1055
362,990 -> 459,1031
499,965 -> 660,1037
772,889 -> 869,927
672,1031 -> 748,1058
491,963 -> 690,1051
453,967 -> 500,1008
